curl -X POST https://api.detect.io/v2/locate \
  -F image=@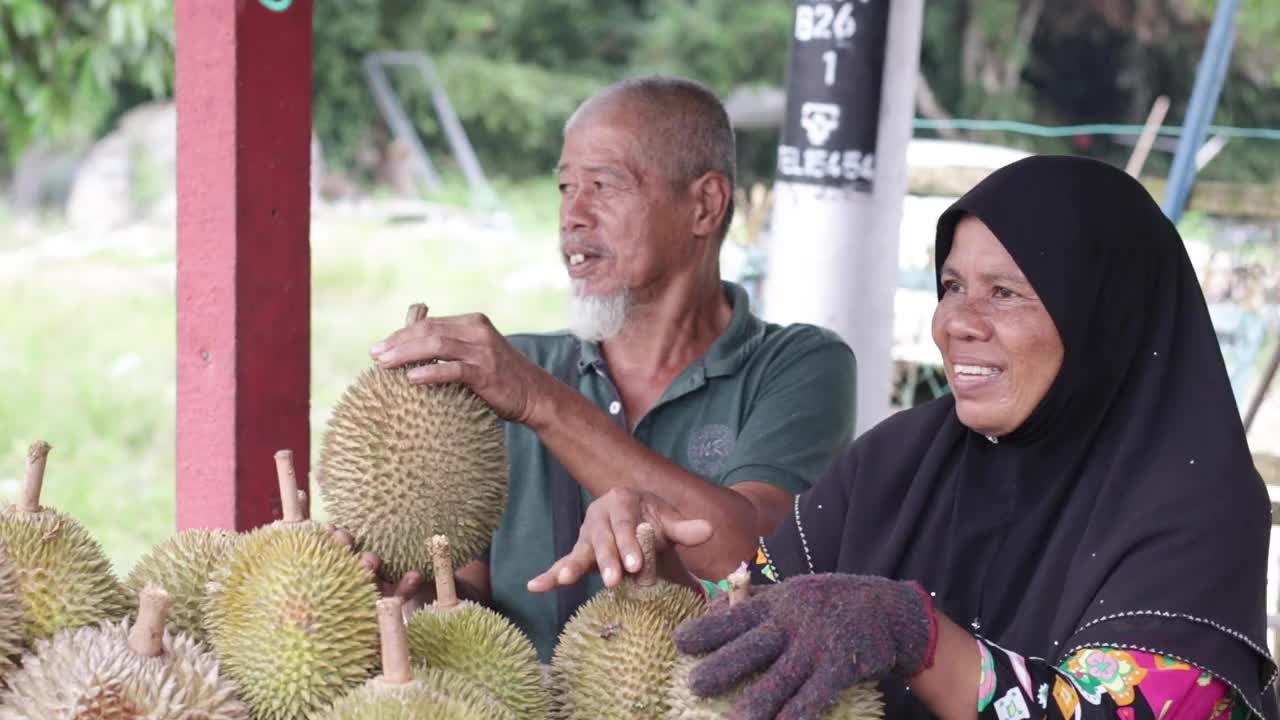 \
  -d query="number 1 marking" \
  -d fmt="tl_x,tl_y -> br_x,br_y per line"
823,50 -> 837,85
